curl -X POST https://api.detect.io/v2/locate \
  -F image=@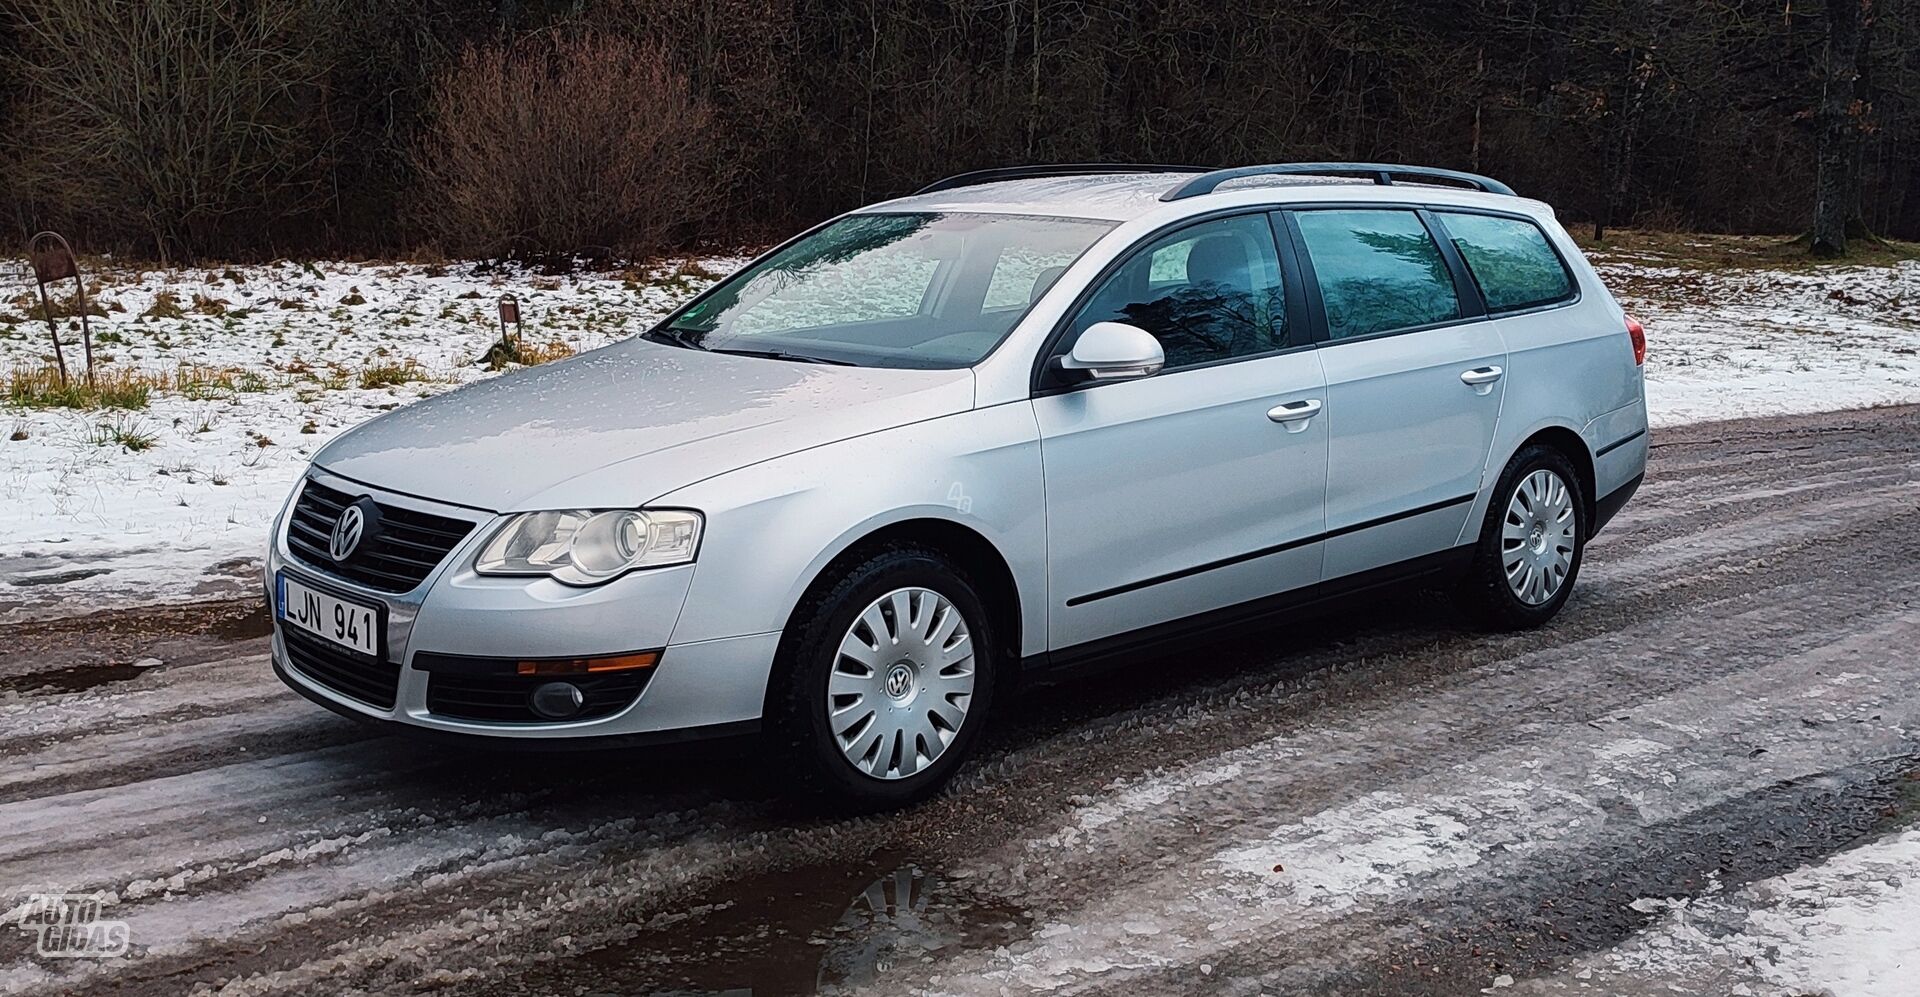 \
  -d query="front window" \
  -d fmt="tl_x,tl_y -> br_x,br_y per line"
649,212 -> 1115,368
1064,213 -> 1291,370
